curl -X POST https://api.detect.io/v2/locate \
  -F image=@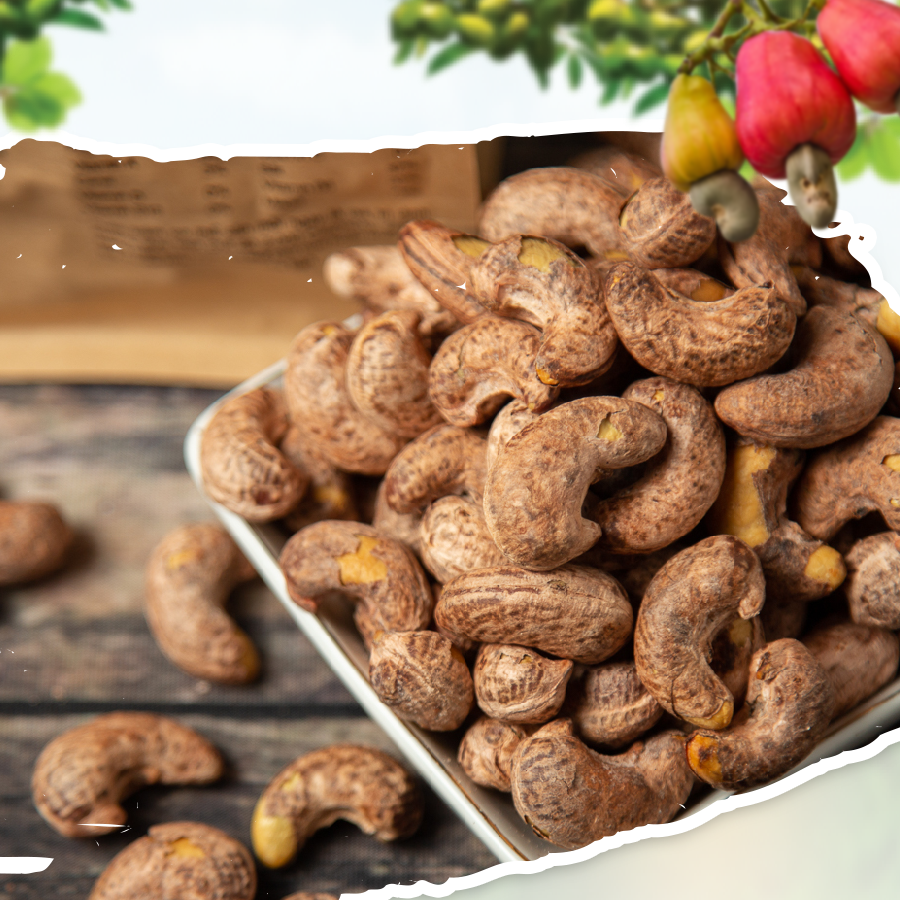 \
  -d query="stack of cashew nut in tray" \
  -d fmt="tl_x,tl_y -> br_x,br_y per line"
18,145 -> 900,898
